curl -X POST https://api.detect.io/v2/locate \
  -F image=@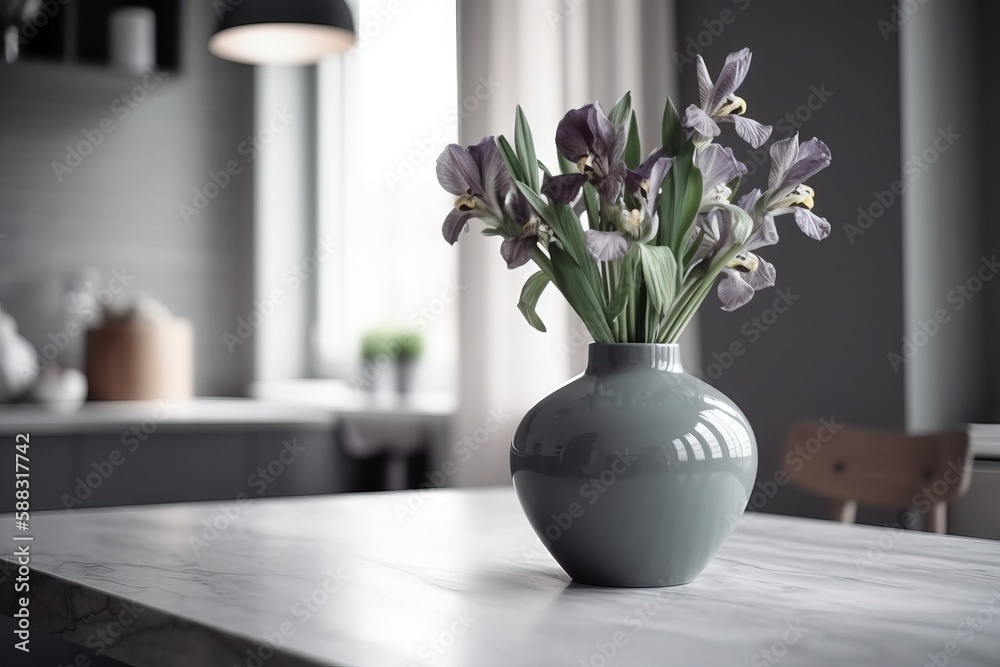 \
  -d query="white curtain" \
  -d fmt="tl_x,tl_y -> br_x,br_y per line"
452,0 -> 695,486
